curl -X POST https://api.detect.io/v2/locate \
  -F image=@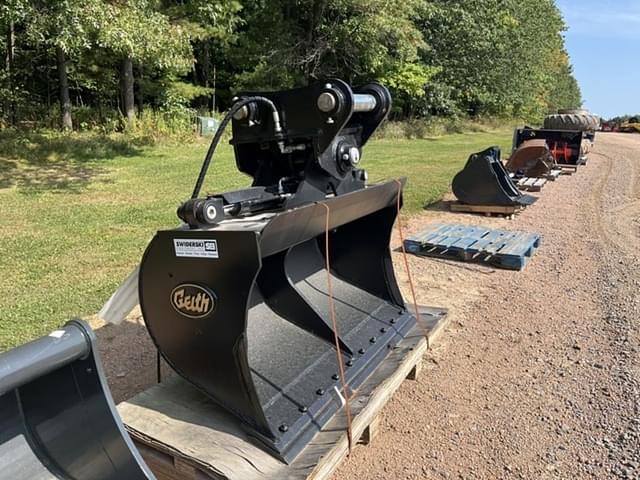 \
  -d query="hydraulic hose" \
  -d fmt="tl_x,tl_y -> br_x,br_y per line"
190,96 -> 282,200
